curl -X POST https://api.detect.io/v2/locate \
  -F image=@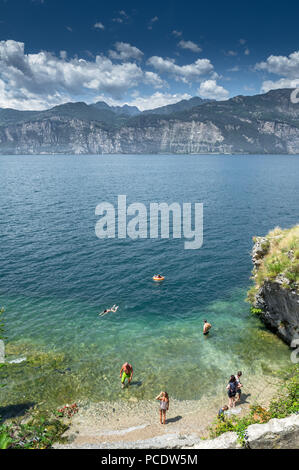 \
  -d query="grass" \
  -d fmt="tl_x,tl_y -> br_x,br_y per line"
209,365 -> 299,446
247,225 -> 299,303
